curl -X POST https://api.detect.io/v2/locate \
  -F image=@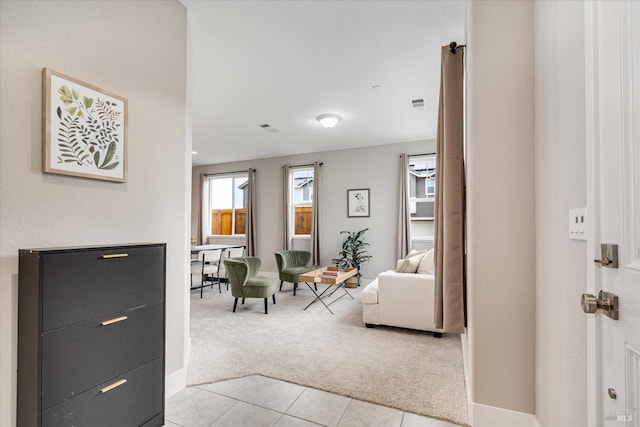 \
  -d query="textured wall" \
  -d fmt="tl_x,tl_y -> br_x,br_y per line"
466,0 -> 536,416
0,1 -> 189,425
534,1 -> 588,426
